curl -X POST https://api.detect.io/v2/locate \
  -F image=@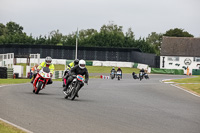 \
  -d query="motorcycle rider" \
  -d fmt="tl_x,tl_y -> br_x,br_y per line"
132,72 -> 138,79
110,67 -> 116,78
139,68 -> 145,78
63,59 -> 89,97
29,64 -> 38,79
31,56 -> 54,84
63,59 -> 79,87
63,59 -> 79,76
116,67 -> 122,79
140,68 -> 145,74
